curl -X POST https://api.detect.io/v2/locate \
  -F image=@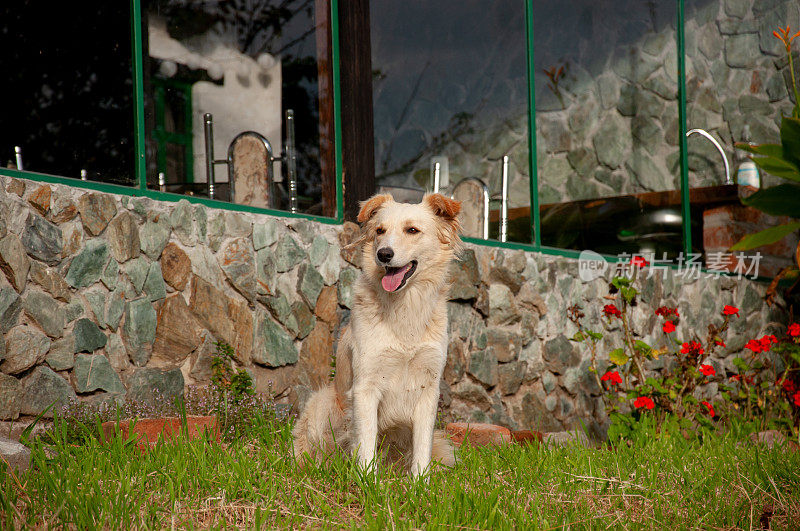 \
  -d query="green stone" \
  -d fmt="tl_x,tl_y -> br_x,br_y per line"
337,268 -> 359,309
309,235 -> 329,267
123,299 -> 156,366
65,301 -> 84,323
291,301 -> 315,340
74,354 -> 125,393
256,248 -> 276,296
65,239 -> 109,288
170,199 -> 196,246
20,366 -> 76,418
143,262 -> 166,302
297,263 -> 324,307
21,213 -> 62,265
123,257 -> 149,294
139,216 -> 171,259
194,204 -> 208,241
468,350 -> 498,387
101,258 -> 119,290
273,235 -> 305,272
253,314 -> 297,367
126,367 -> 184,405
105,289 -> 125,331
73,318 -> 107,353
0,287 -> 21,334
253,219 -> 279,250
86,290 -> 107,329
